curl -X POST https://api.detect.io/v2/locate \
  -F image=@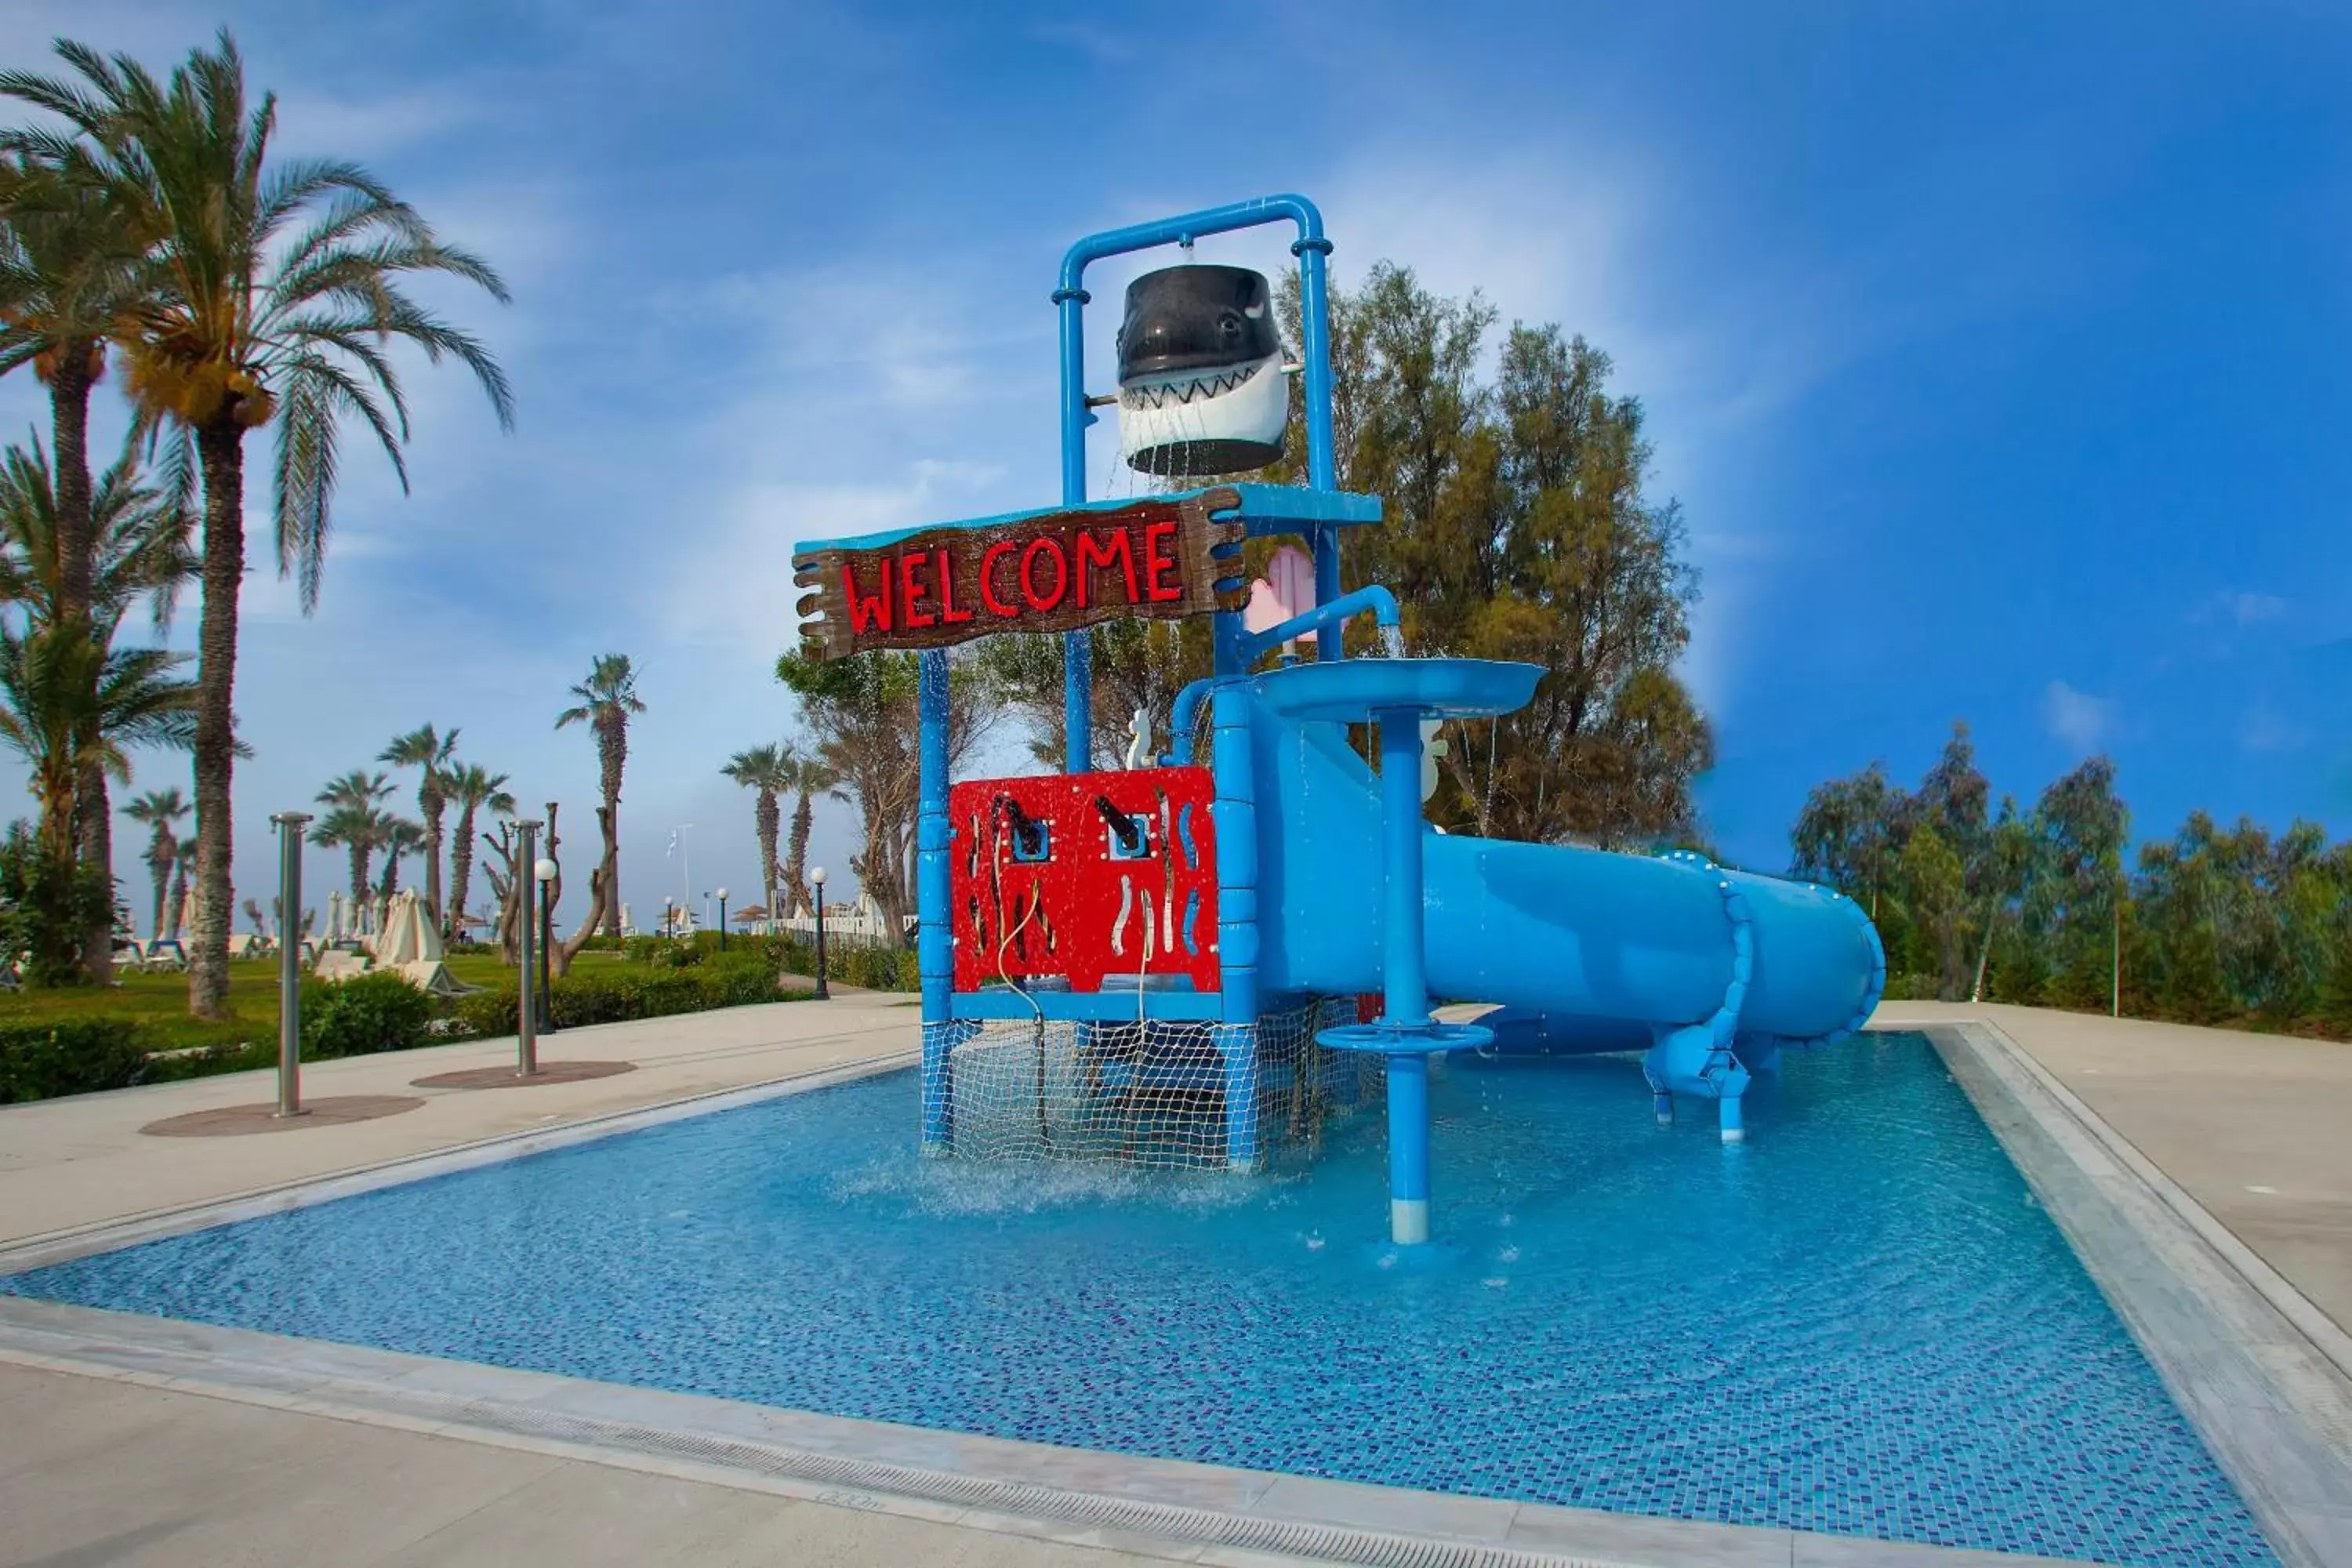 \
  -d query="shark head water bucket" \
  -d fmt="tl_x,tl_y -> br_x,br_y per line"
1115,263 -> 1287,476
